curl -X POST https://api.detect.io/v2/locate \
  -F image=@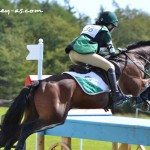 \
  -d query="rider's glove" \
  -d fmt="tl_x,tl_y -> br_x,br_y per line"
110,52 -> 116,56
118,48 -> 127,54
